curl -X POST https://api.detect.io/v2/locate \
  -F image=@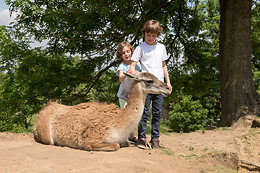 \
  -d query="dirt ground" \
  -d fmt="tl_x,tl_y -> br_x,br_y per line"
0,118 -> 259,173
